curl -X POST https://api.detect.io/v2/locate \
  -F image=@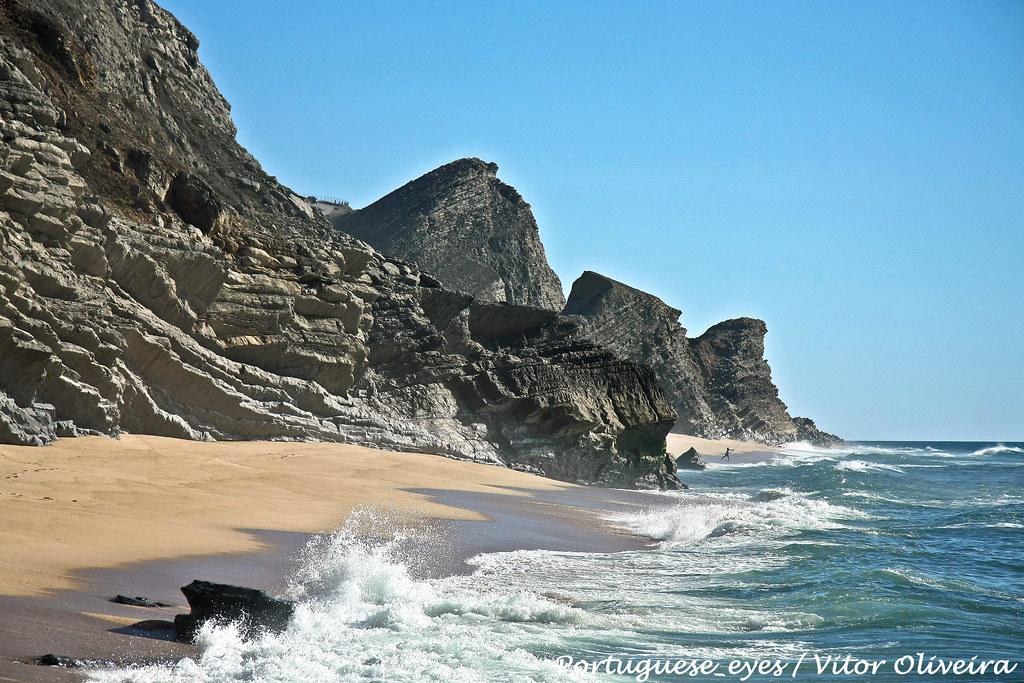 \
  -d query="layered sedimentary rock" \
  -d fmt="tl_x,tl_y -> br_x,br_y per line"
565,271 -> 838,445
0,0 -> 678,487
562,271 -> 719,434
335,158 -> 566,310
